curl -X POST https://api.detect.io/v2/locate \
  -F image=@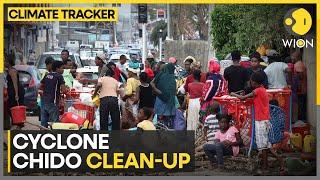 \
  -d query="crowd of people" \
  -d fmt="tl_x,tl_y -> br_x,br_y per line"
3,47 -> 308,174
86,48 -> 305,174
